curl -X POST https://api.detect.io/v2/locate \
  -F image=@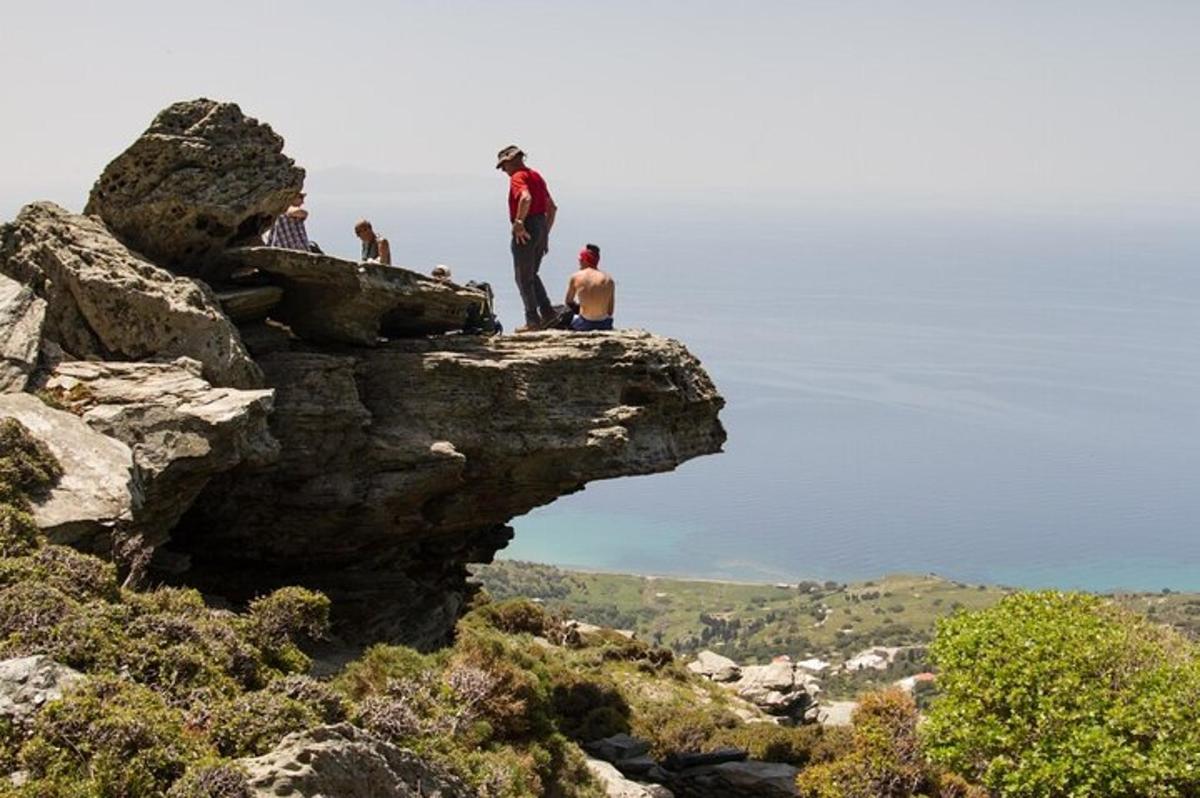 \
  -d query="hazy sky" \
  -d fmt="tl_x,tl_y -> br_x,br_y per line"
2,1 -> 1198,216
